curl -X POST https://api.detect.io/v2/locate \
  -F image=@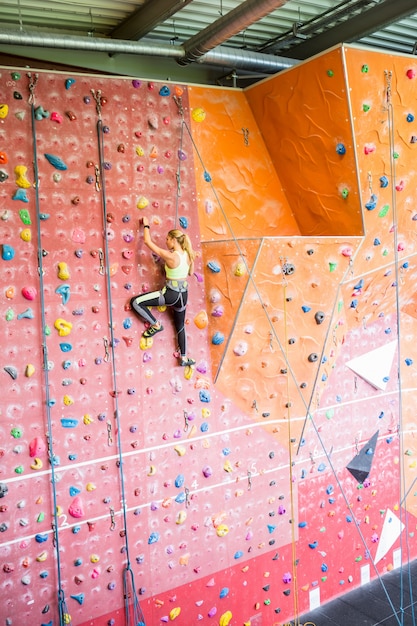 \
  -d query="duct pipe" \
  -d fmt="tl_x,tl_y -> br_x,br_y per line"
178,0 -> 289,66
0,29 -> 296,73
